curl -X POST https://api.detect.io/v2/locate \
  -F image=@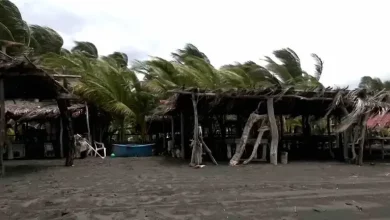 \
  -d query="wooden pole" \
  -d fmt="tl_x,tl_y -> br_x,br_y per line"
57,99 -> 75,166
267,98 -> 279,165
180,112 -> 185,159
358,114 -> 369,165
0,76 -> 5,176
190,93 -> 202,166
171,116 -> 175,152
162,118 -> 166,151
85,103 -> 92,143
59,119 -> 64,158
